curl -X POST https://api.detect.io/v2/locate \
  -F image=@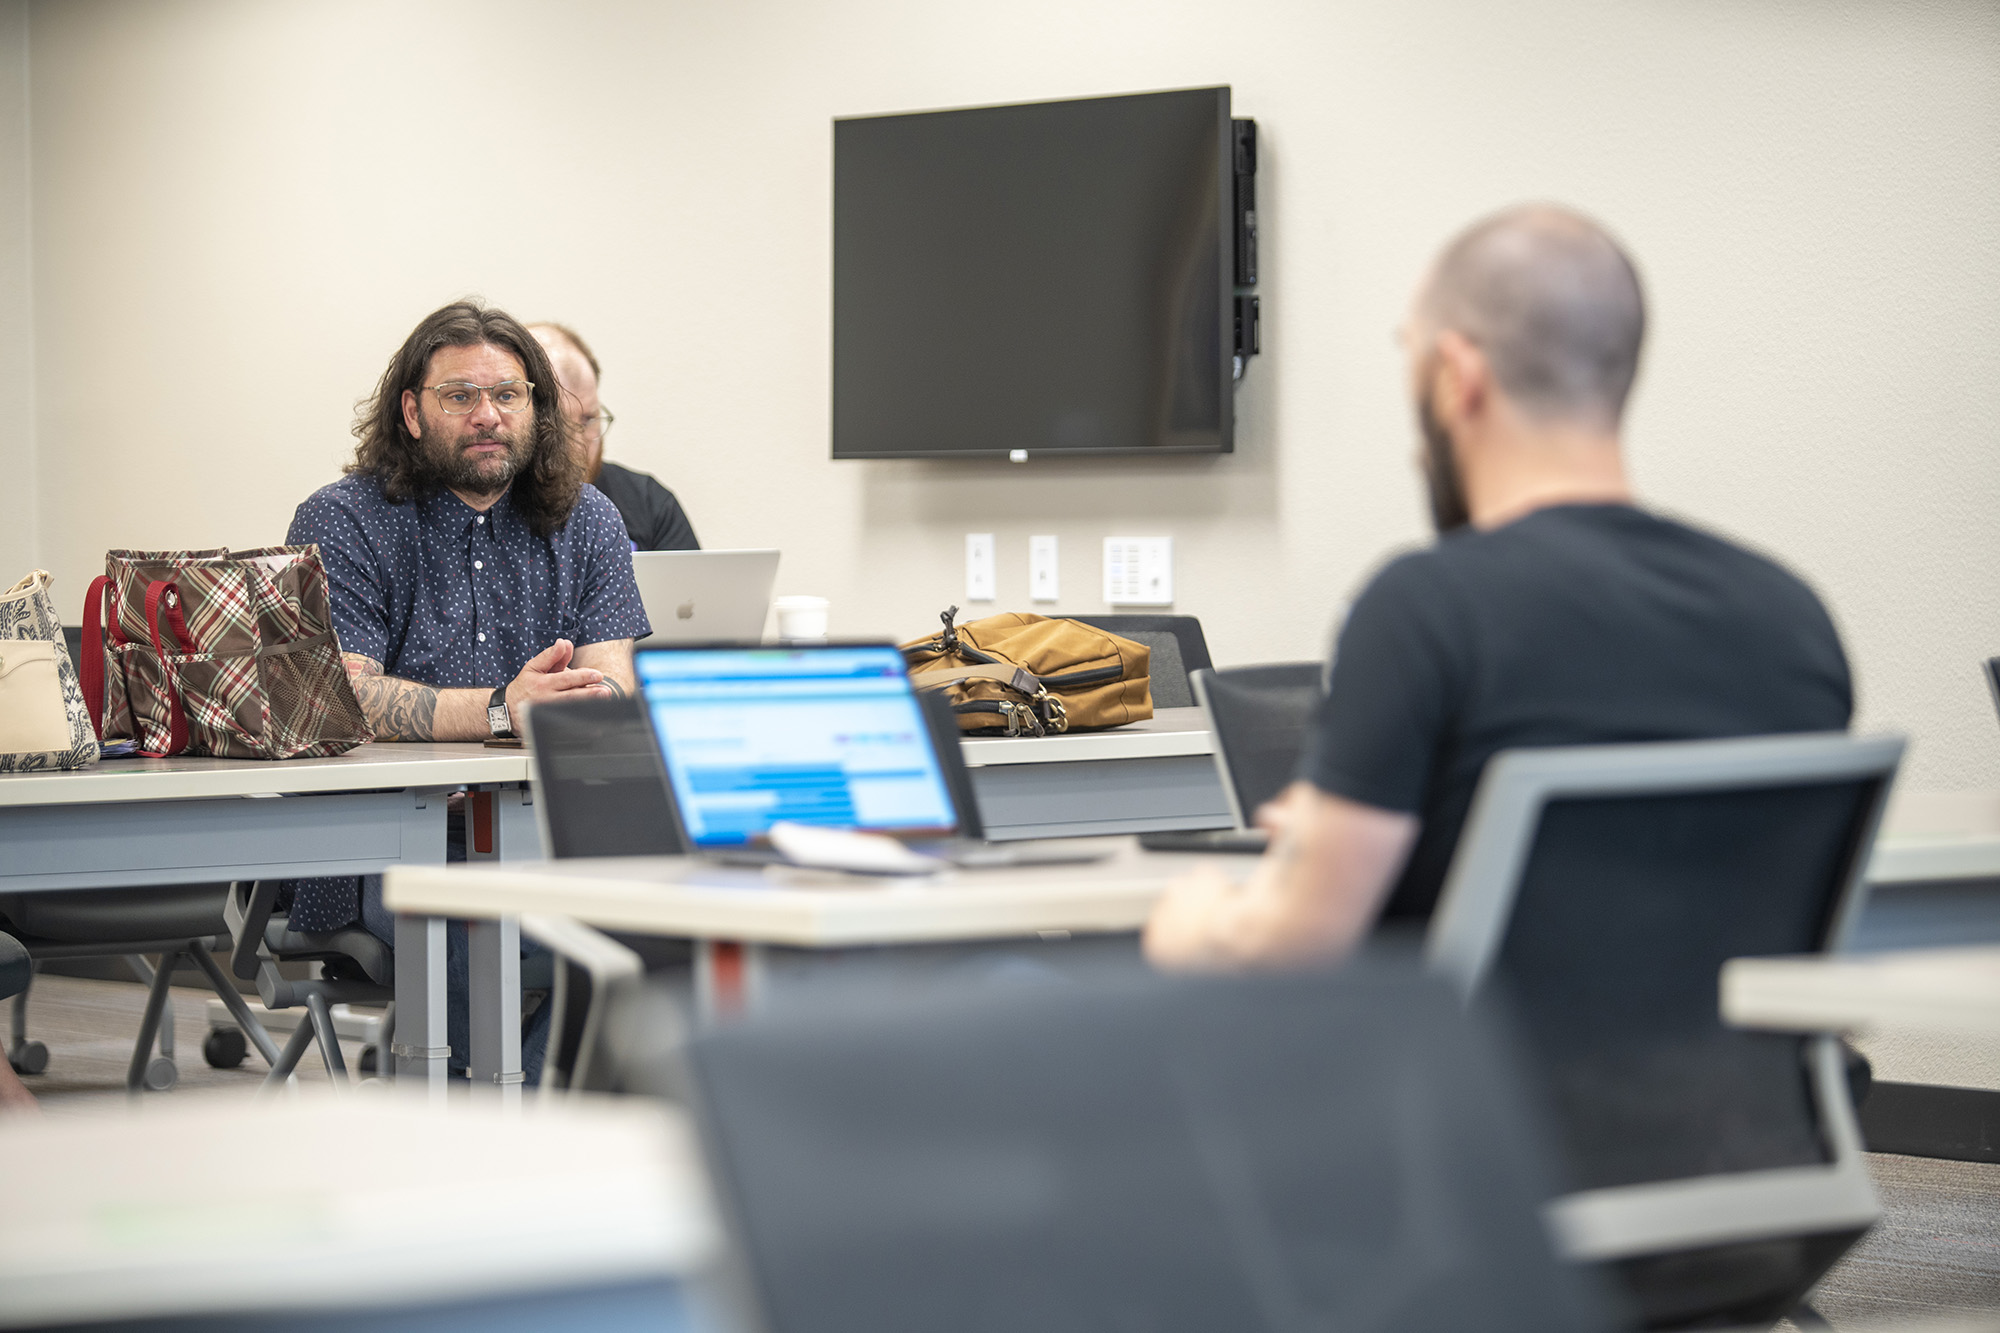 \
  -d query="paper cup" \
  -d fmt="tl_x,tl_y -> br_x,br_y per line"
773,595 -> 830,642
